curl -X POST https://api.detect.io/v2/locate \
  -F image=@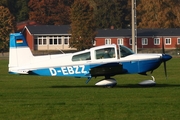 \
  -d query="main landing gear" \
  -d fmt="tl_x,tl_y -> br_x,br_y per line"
95,76 -> 117,88
94,73 -> 156,88
95,78 -> 117,88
